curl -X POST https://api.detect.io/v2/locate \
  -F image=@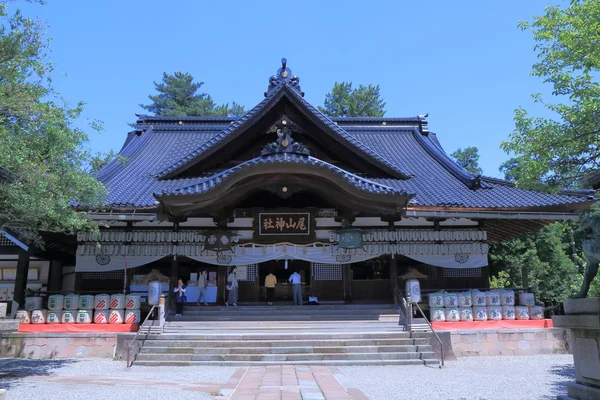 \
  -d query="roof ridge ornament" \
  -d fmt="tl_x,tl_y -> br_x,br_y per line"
261,117 -> 310,156
264,58 -> 304,98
